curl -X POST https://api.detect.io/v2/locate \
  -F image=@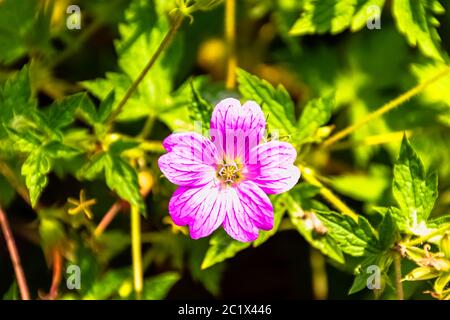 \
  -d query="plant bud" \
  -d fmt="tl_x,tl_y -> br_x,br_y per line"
404,266 -> 439,281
